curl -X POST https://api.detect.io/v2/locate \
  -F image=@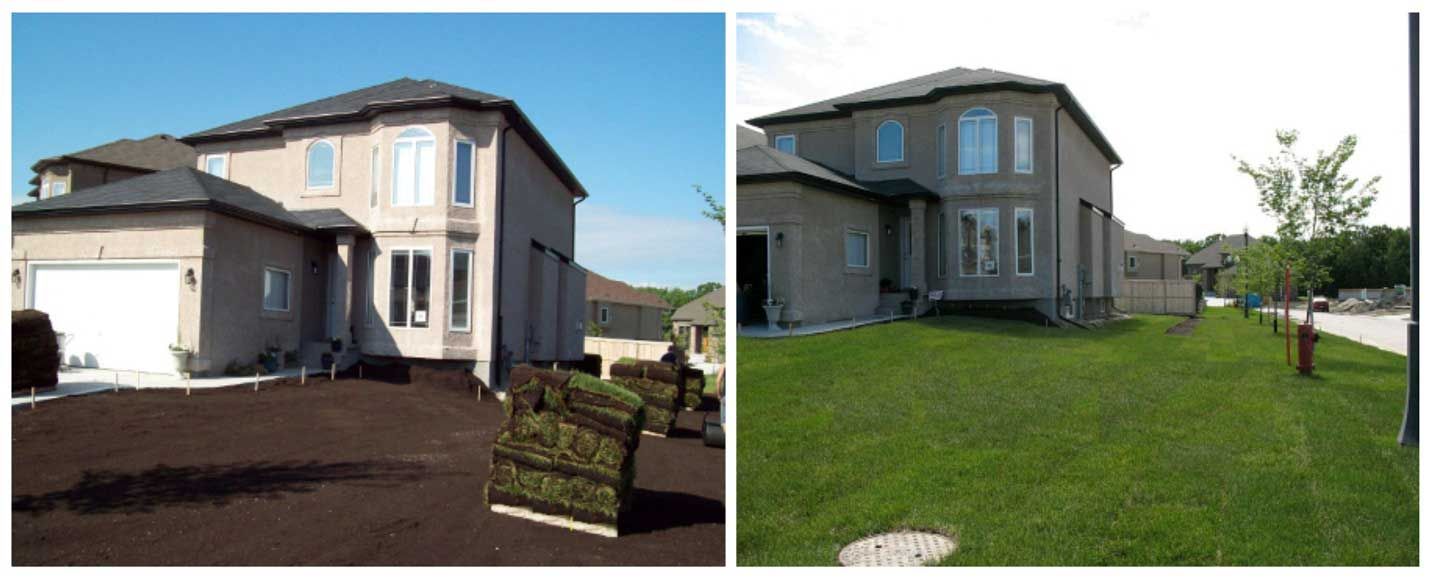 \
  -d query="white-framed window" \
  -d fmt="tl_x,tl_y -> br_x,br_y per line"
50,182 -> 67,197
389,248 -> 432,328
1014,117 -> 1034,174
1015,207 -> 1034,276
774,134 -> 797,154
453,139 -> 475,207
203,153 -> 228,178
392,127 -> 436,207
450,249 -> 473,332
598,305 -> 611,324
958,108 -> 998,175
845,229 -> 870,268
306,140 -> 336,189
1128,255 -> 1140,272
369,144 -> 380,208
936,123 -> 948,178
959,208 -> 1000,277
366,248 -> 377,326
39,179 -> 49,199
876,120 -> 905,163
262,267 -> 291,312
937,211 -> 948,277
